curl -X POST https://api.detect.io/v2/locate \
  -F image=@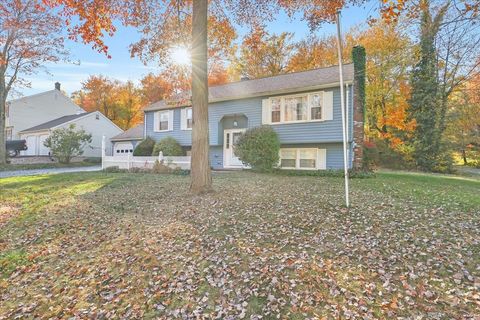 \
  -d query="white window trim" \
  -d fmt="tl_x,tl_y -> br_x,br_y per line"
279,148 -> 326,170
154,110 -> 173,132
181,107 -> 193,131
269,91 -> 328,125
